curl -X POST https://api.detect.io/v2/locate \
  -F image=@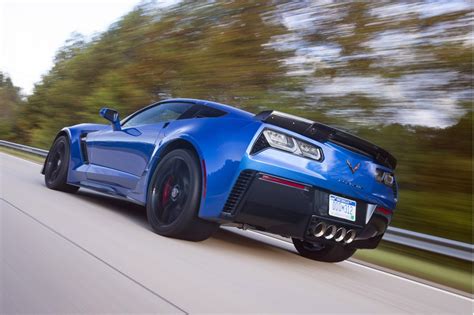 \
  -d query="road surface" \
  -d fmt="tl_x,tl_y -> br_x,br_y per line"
1,153 -> 472,313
